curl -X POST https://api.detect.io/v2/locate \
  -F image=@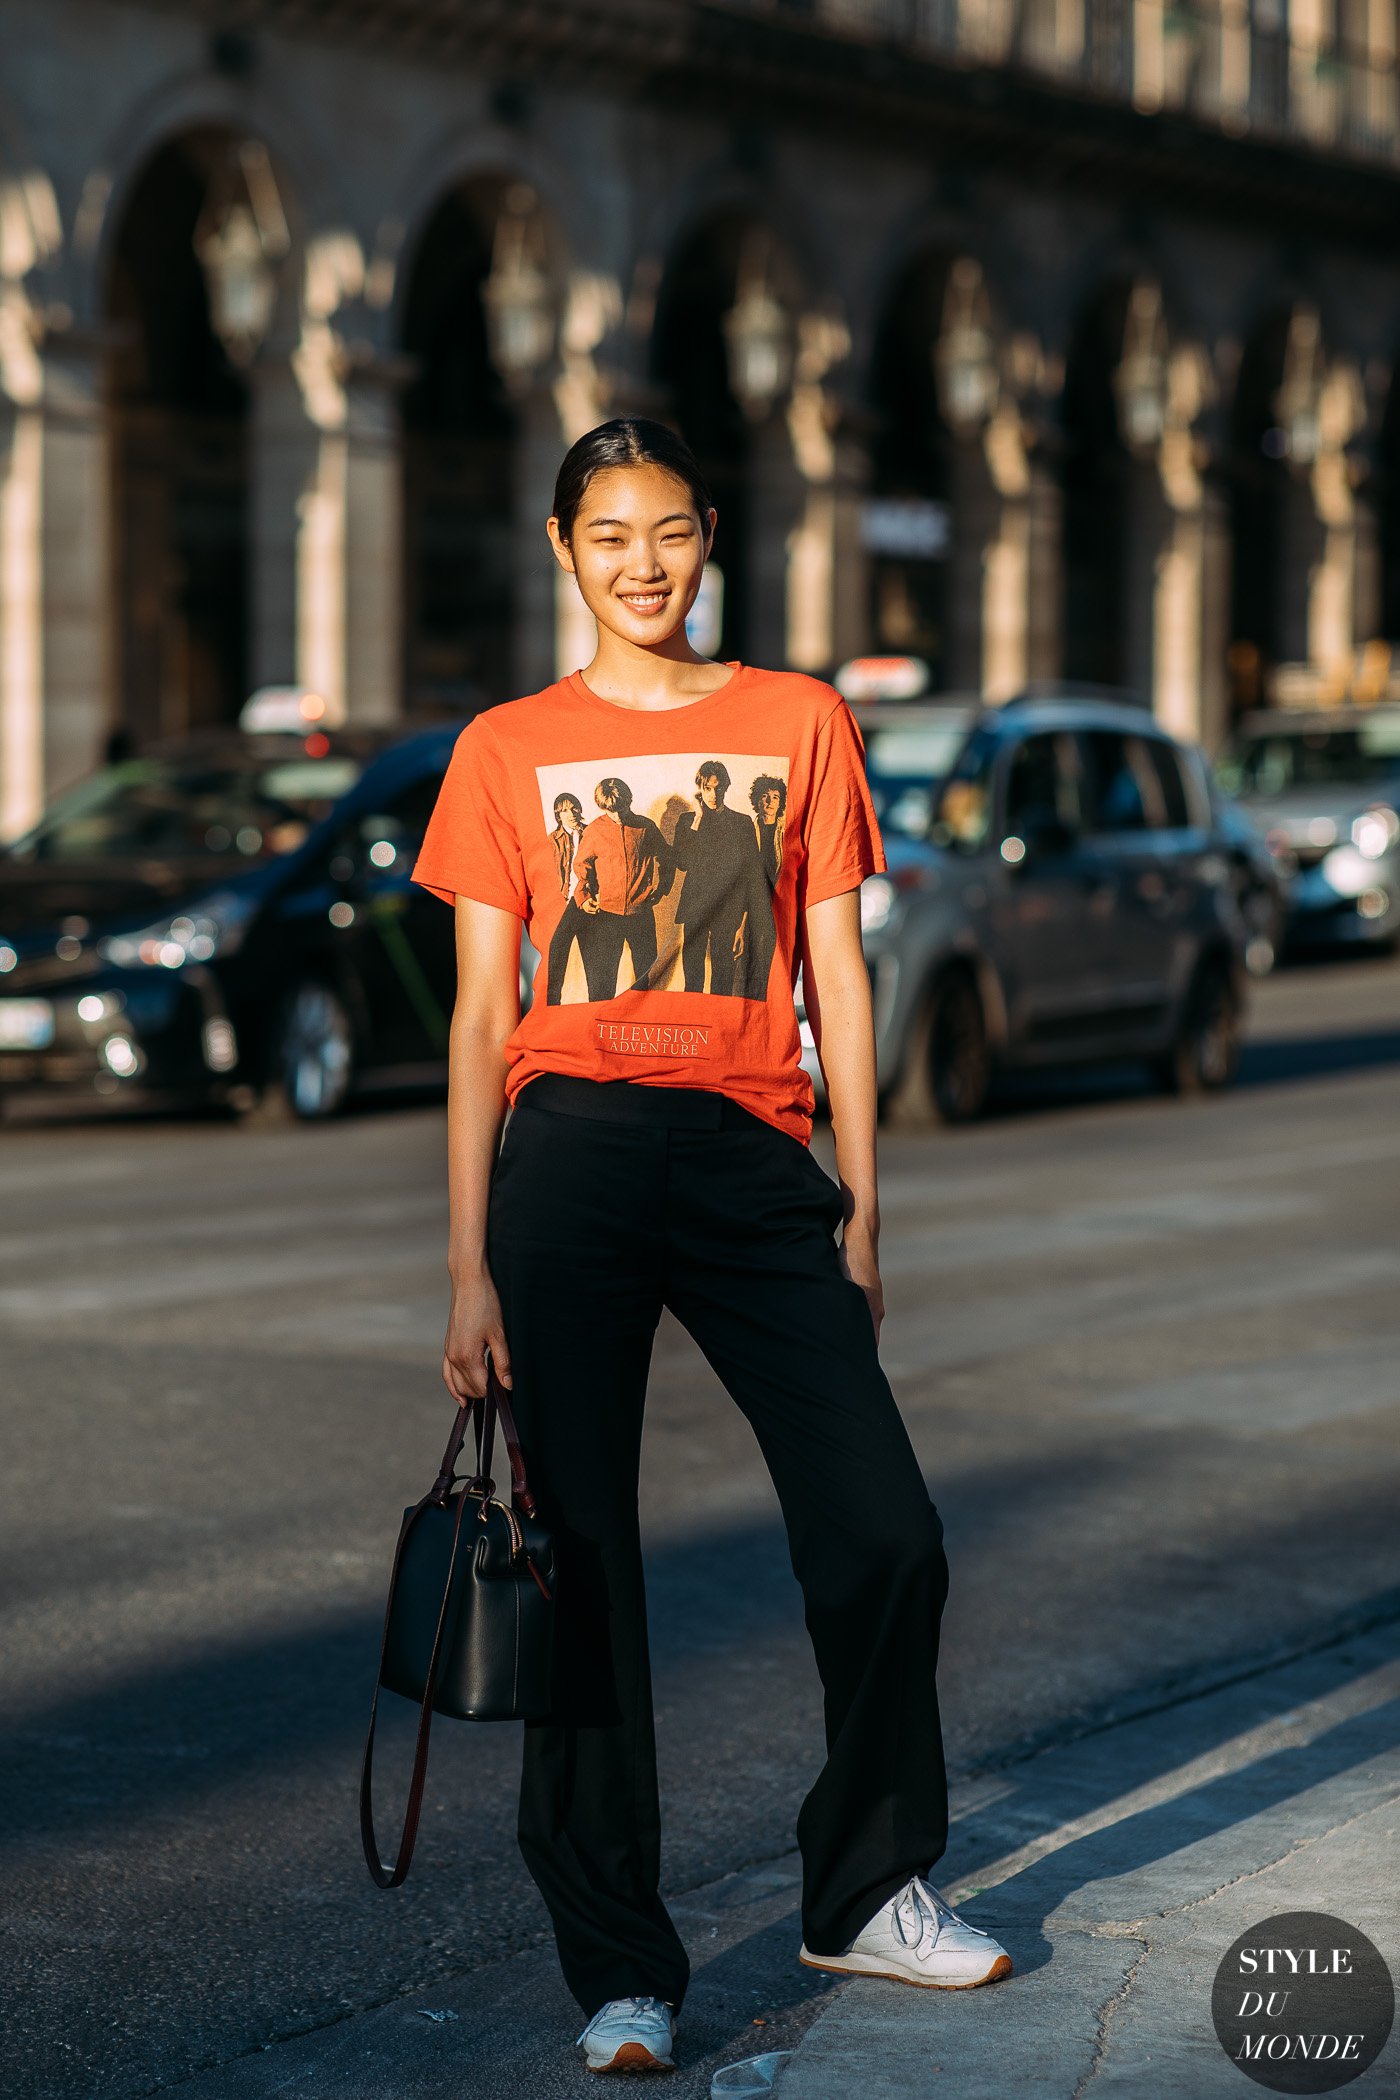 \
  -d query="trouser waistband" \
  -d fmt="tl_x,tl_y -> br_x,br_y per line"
515,1072 -> 766,1133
